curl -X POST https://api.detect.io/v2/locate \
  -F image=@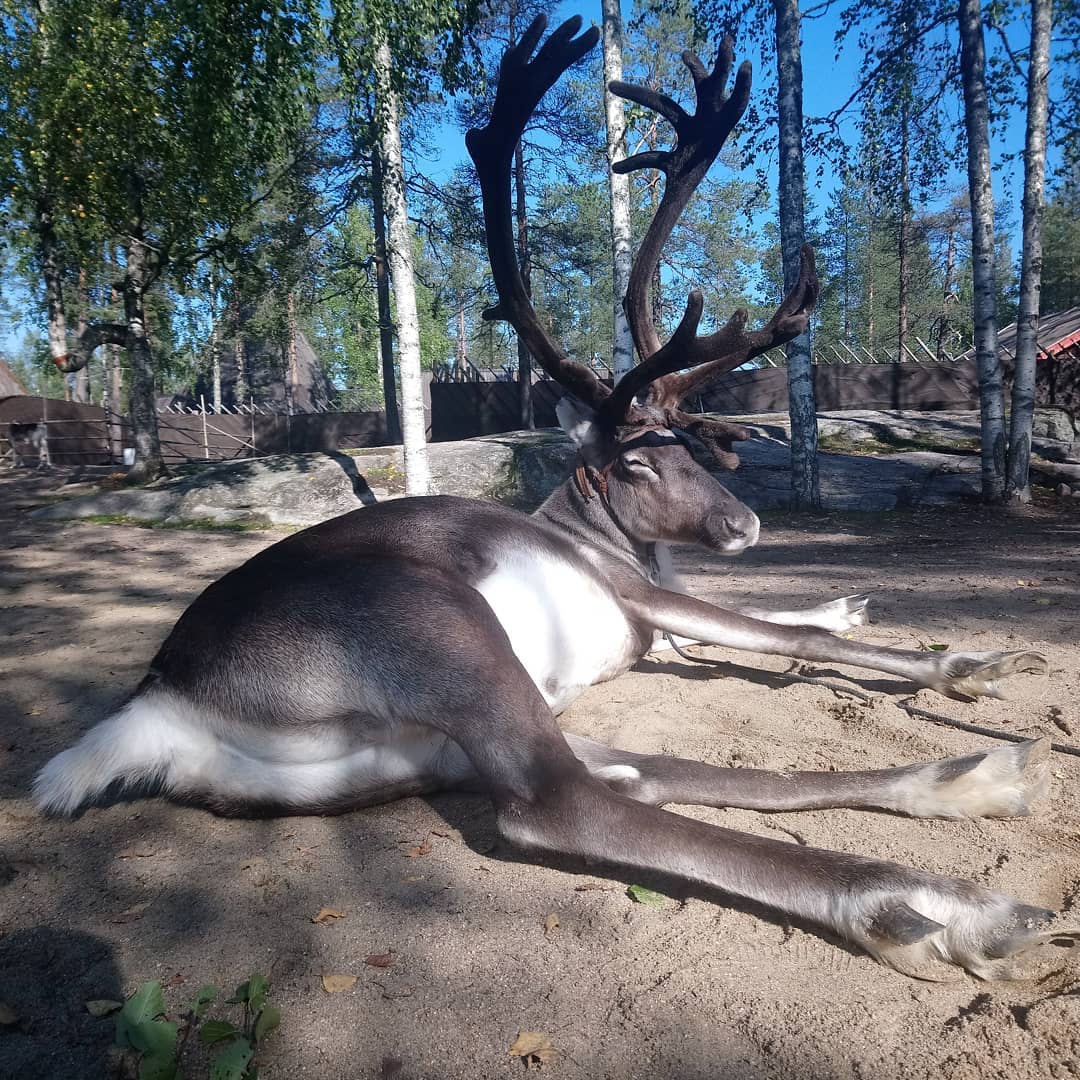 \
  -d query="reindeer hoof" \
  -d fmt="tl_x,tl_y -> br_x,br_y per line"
811,593 -> 871,633
894,738 -> 1051,819
861,887 -> 1079,981
934,650 -> 1048,701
